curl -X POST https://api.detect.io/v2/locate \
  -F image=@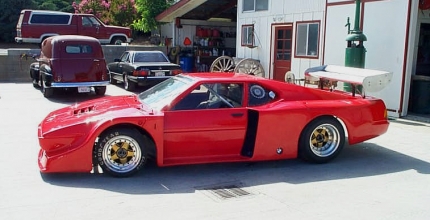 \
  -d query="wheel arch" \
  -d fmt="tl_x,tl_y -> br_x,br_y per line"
109,35 -> 128,44
94,123 -> 157,159
299,114 -> 349,144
